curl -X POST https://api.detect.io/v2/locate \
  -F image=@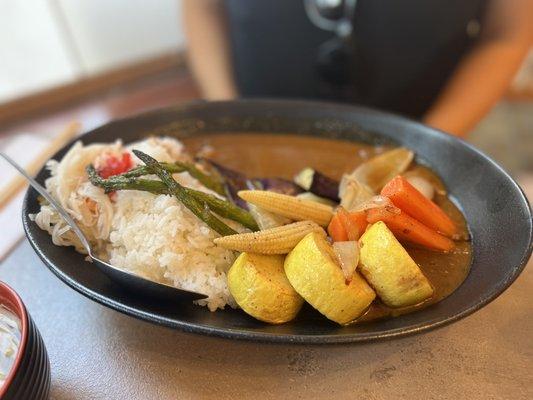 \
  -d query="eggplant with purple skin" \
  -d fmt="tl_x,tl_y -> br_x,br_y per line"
294,168 -> 340,202
254,178 -> 304,196
200,159 -> 250,209
201,159 -> 305,209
